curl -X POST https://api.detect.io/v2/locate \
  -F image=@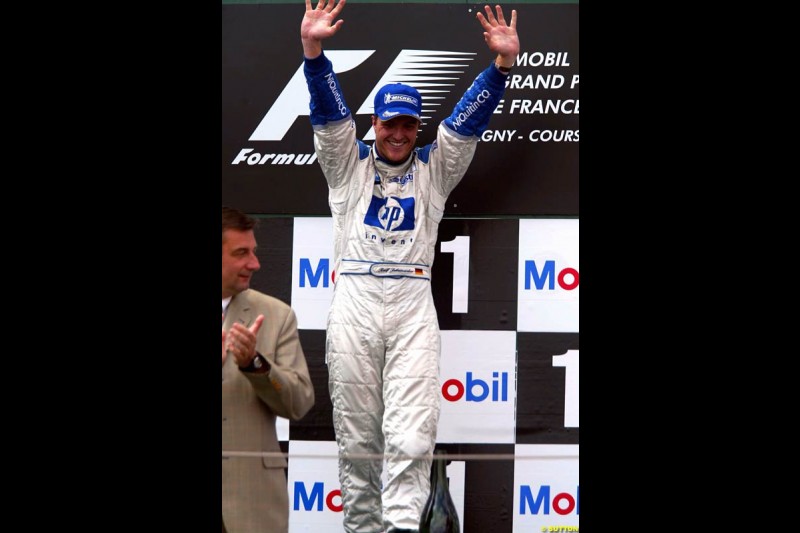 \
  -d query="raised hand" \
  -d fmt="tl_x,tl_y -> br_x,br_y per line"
301,0 -> 346,45
476,5 -> 519,62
